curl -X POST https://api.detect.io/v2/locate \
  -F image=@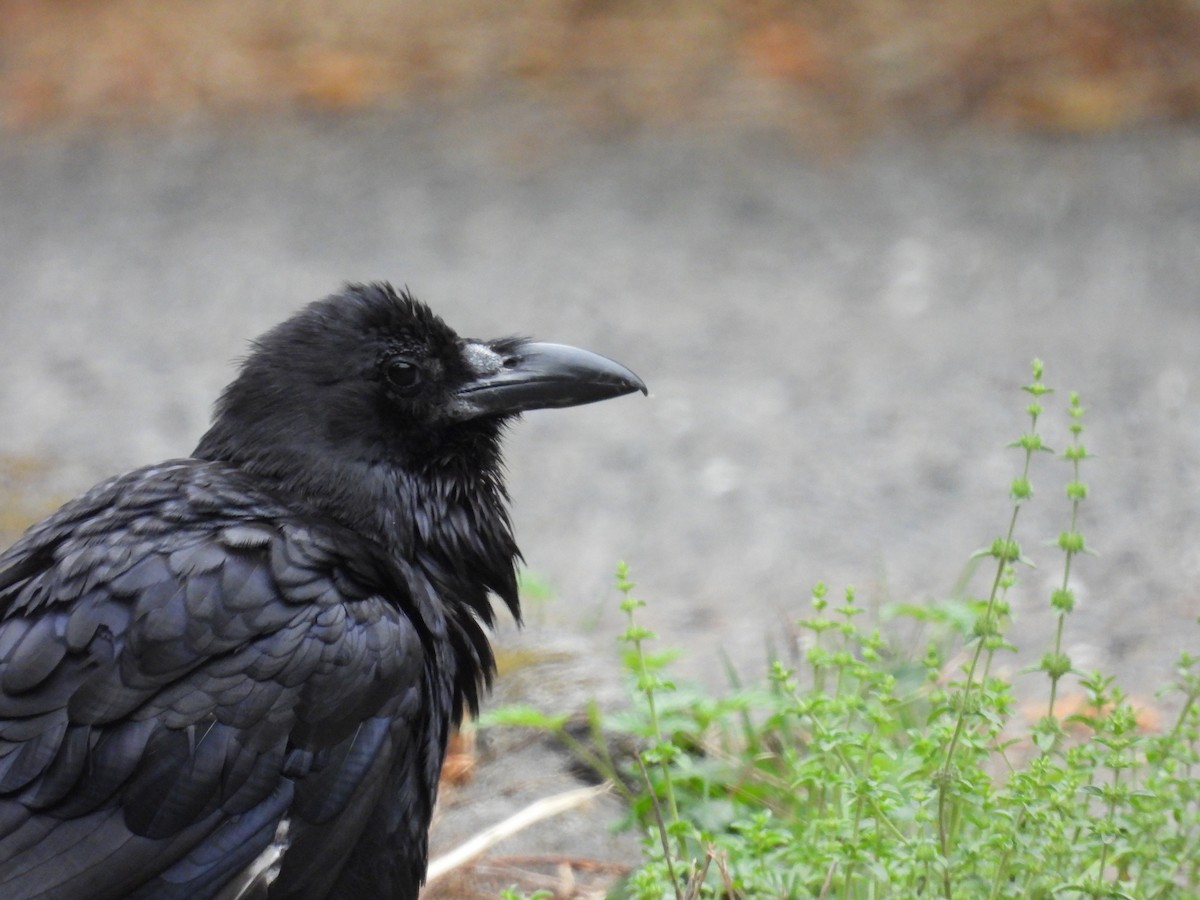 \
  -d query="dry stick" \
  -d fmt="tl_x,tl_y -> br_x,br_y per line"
476,854 -> 629,874
468,865 -> 607,897
818,859 -> 838,899
683,849 -> 714,900
426,784 -> 611,884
